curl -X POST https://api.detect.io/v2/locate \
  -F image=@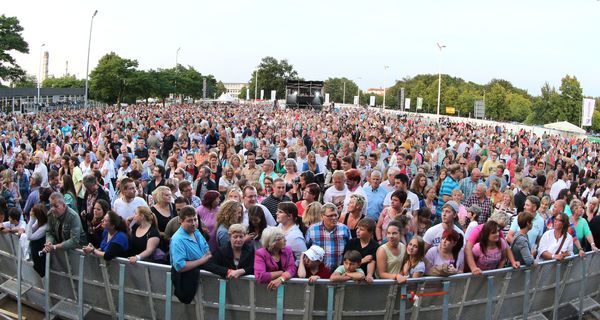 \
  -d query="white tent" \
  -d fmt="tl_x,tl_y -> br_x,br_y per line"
217,93 -> 236,102
543,121 -> 586,135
